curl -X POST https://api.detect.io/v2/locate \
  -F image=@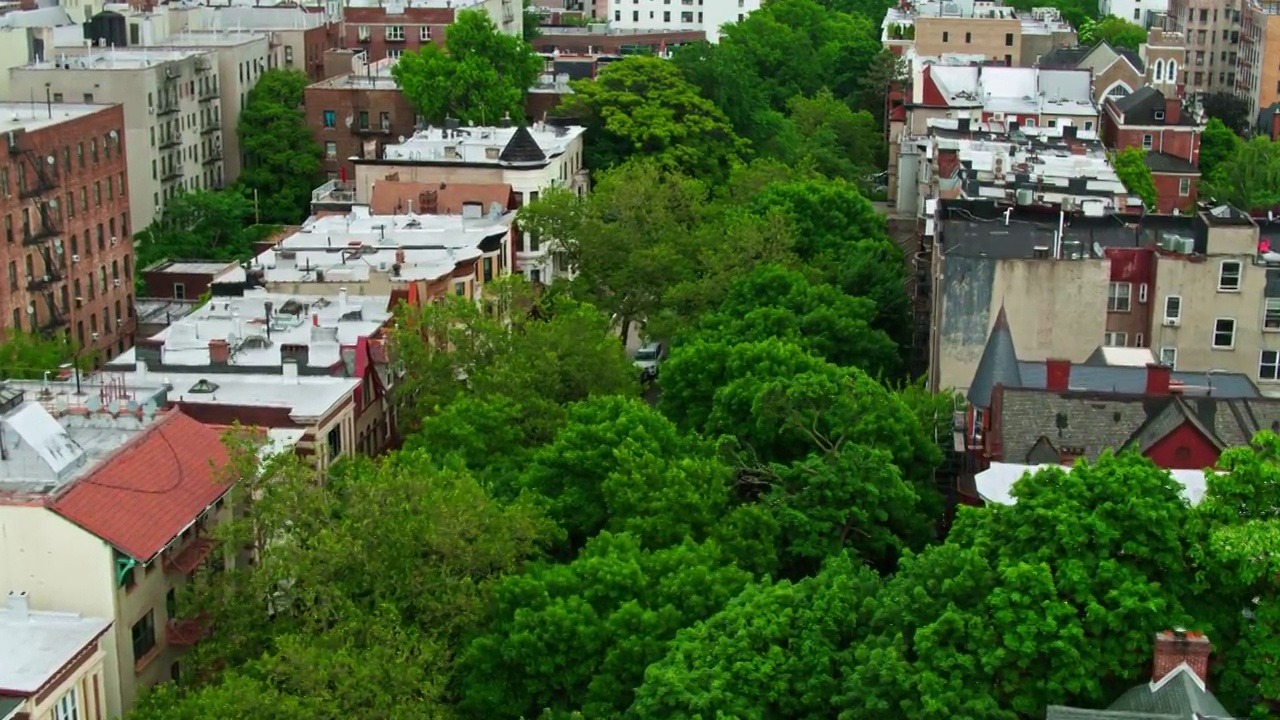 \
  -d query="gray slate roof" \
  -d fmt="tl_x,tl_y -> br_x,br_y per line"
967,305 -> 1021,407
1046,667 -> 1240,720
499,126 -> 548,164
